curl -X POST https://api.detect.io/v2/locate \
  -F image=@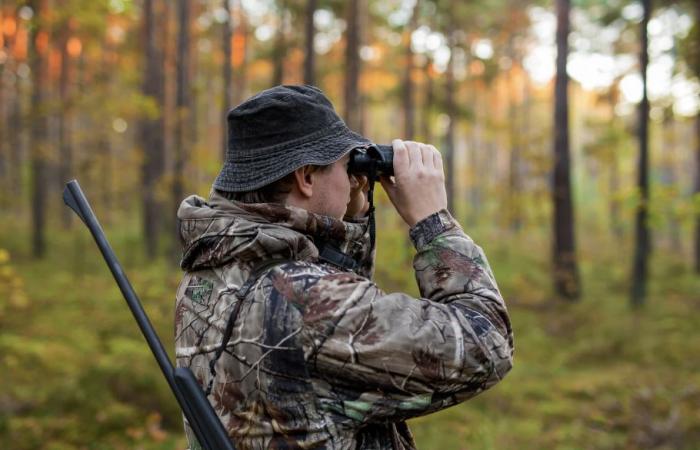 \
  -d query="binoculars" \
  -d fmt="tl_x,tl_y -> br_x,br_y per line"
348,144 -> 394,178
